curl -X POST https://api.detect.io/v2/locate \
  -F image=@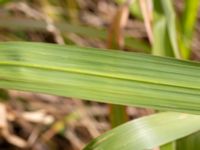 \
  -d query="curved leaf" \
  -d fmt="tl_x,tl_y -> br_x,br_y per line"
84,112 -> 200,150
